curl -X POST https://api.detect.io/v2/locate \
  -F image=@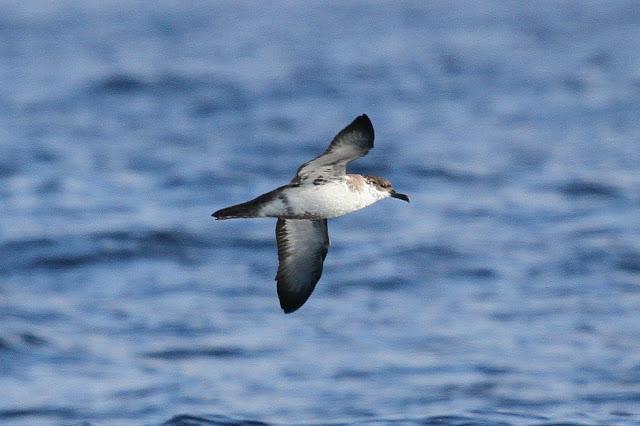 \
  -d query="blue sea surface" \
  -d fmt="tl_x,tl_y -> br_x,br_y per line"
1,1 -> 640,425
